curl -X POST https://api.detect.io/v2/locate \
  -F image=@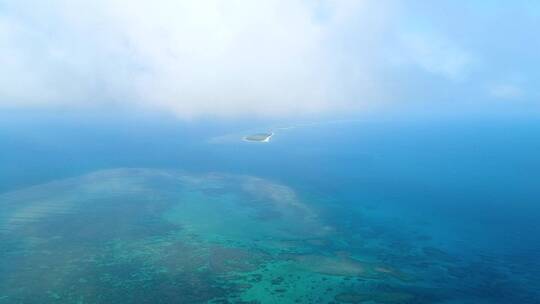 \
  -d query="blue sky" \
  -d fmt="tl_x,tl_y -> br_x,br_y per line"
0,0 -> 538,119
